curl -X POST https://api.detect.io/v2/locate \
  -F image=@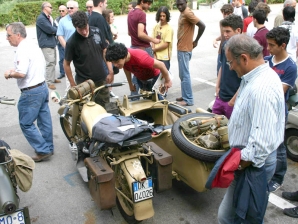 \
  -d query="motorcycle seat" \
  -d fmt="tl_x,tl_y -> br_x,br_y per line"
122,131 -> 152,147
